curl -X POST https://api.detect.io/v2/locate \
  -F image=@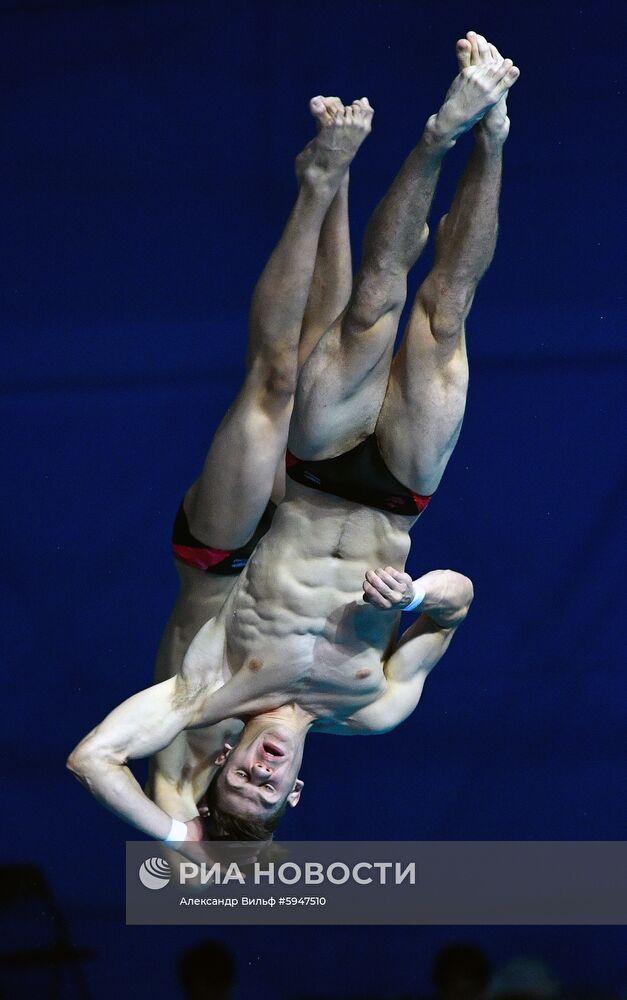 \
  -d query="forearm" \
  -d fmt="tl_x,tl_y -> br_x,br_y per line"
68,747 -> 174,840
363,566 -> 473,624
